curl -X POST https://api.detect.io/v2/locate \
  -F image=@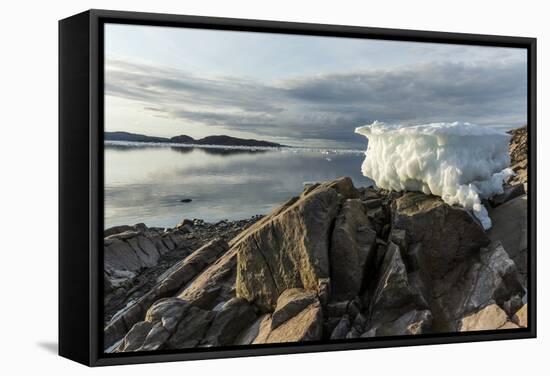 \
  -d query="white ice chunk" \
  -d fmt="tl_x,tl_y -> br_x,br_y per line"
355,121 -> 513,229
